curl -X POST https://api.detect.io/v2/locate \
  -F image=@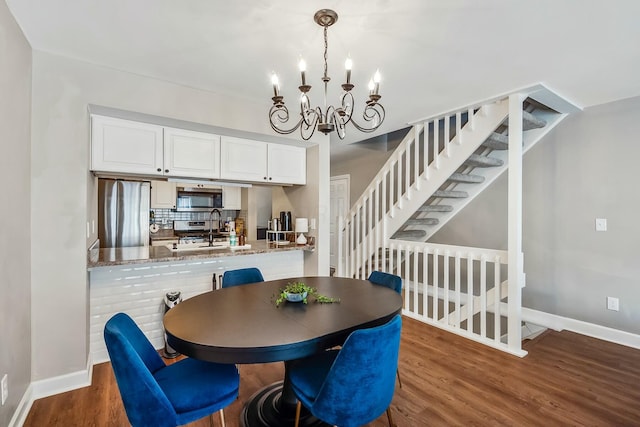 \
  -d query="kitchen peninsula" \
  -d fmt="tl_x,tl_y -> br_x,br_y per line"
88,240 -> 314,364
